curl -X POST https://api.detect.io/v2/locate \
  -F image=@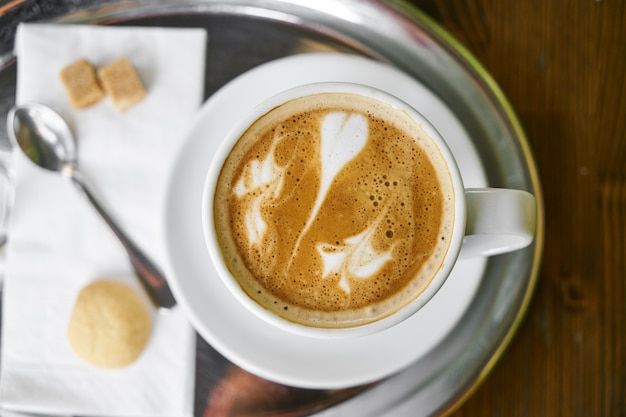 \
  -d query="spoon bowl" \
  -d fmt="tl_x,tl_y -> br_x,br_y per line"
8,102 -> 176,309
10,104 -> 77,173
